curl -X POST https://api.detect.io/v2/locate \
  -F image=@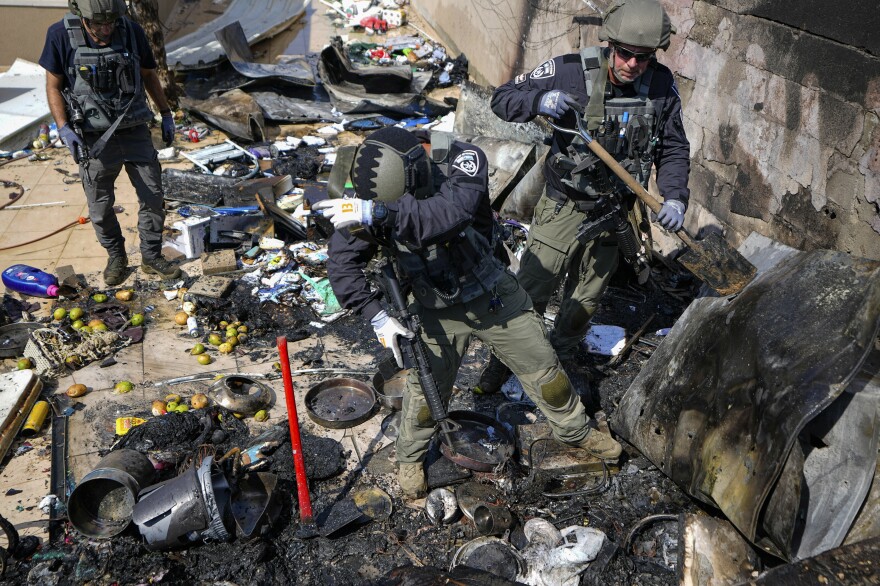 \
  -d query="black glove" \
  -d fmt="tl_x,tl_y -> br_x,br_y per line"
59,123 -> 84,163
161,113 -> 175,146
